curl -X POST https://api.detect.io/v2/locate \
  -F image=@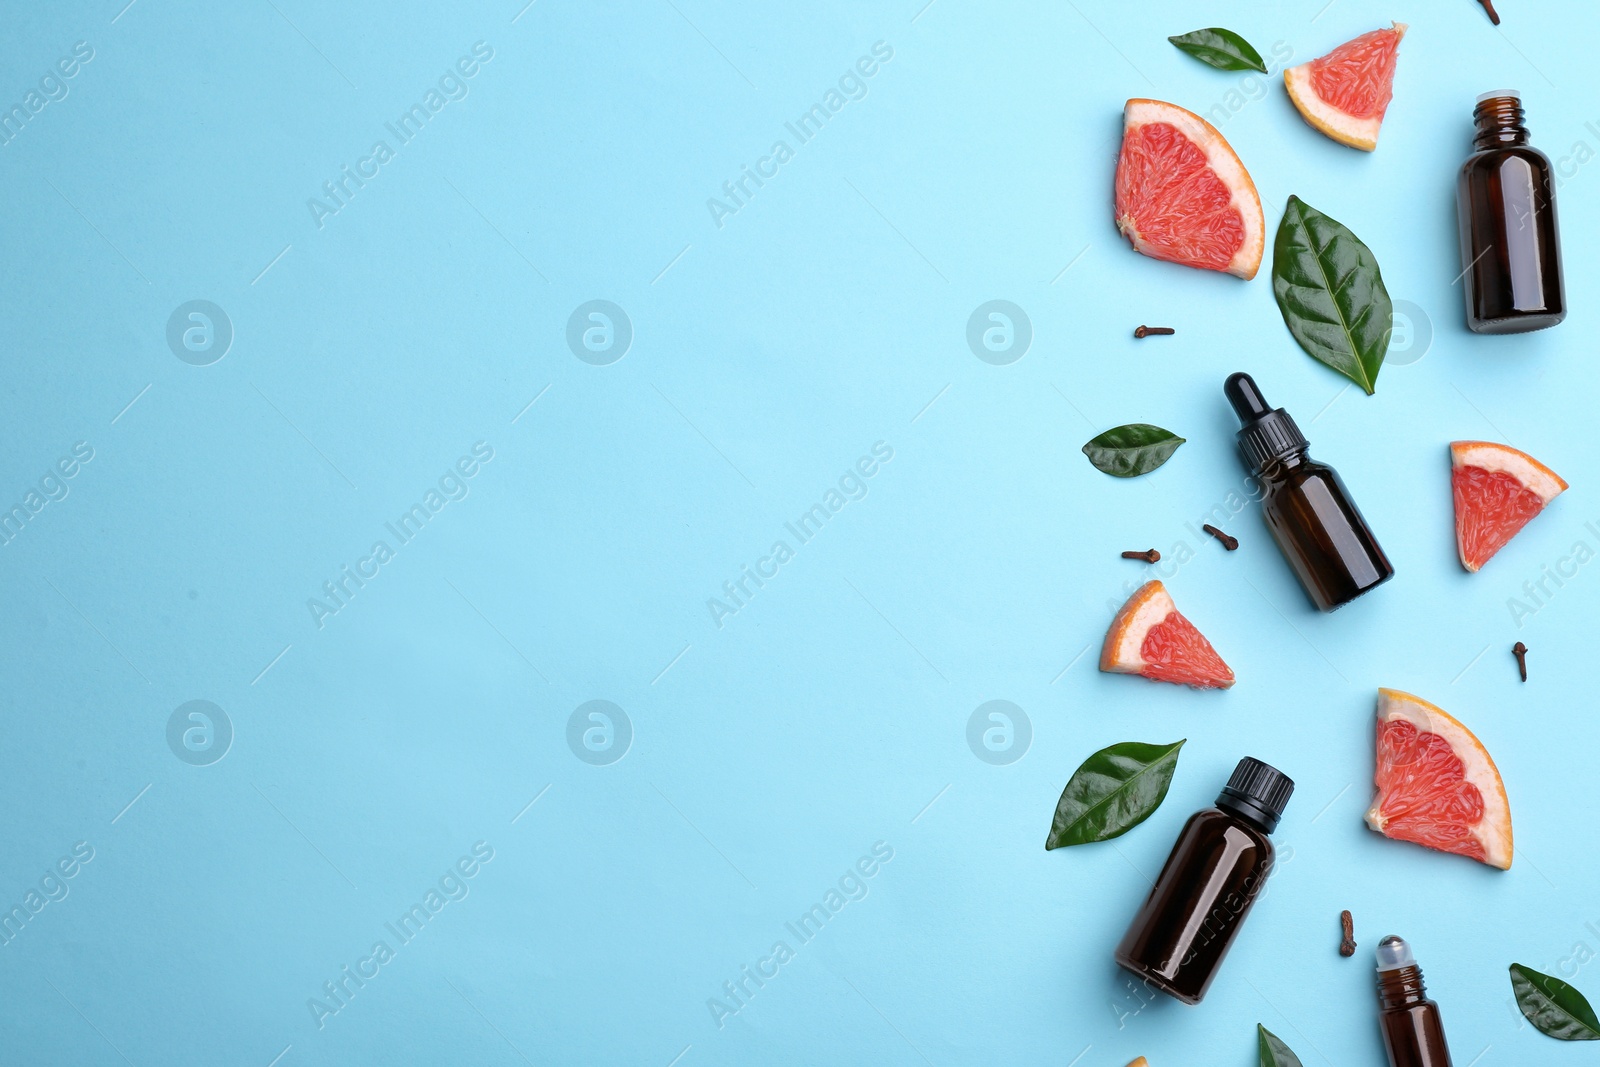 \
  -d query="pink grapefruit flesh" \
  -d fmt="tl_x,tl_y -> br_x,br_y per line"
1284,24 -> 1407,151
1114,99 -> 1264,279
1100,580 -> 1234,689
1365,689 -> 1512,870
1450,440 -> 1566,572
